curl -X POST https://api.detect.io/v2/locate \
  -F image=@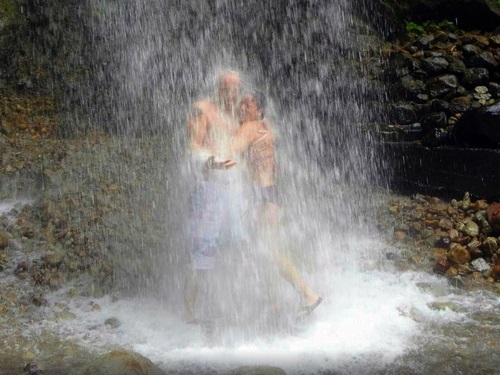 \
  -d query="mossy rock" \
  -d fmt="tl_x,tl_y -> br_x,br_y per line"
71,350 -> 165,375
